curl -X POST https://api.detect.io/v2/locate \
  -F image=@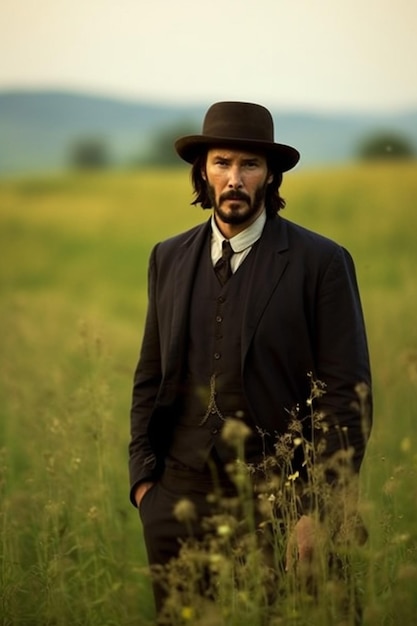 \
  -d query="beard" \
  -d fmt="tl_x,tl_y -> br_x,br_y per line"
207,182 -> 268,225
